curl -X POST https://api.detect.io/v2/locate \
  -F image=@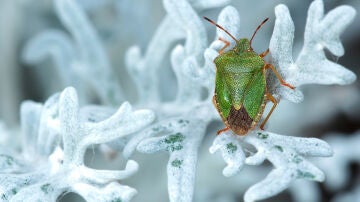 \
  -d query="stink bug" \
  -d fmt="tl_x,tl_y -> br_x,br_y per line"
204,17 -> 295,135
